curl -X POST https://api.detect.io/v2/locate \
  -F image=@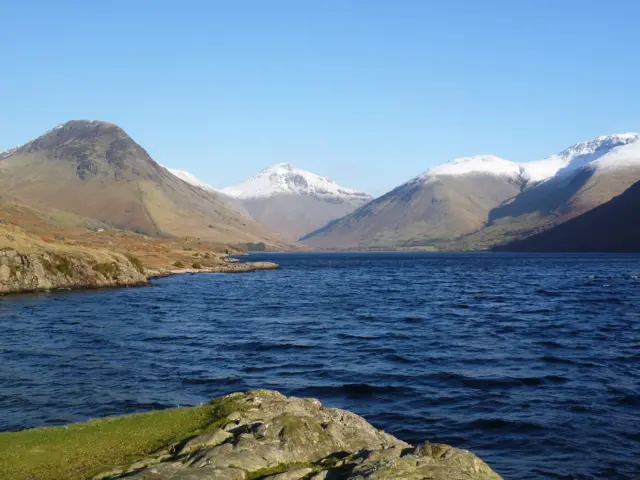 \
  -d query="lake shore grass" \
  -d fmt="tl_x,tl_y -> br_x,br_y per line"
0,396 -> 239,480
